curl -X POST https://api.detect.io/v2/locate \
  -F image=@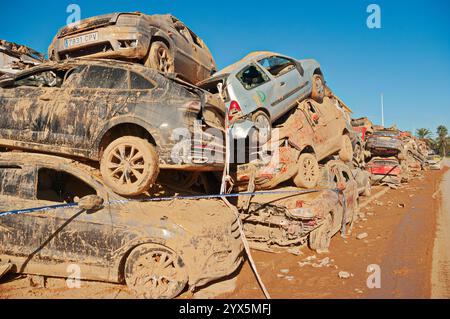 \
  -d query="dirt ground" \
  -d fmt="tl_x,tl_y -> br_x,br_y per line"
0,165 -> 448,299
